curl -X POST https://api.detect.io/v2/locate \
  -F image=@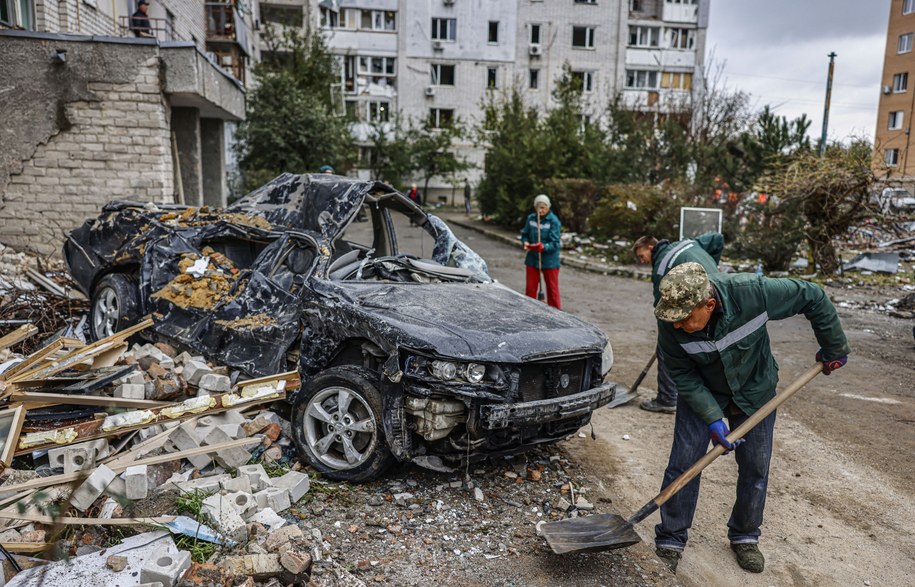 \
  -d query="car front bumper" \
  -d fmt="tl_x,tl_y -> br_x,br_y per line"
478,380 -> 617,430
